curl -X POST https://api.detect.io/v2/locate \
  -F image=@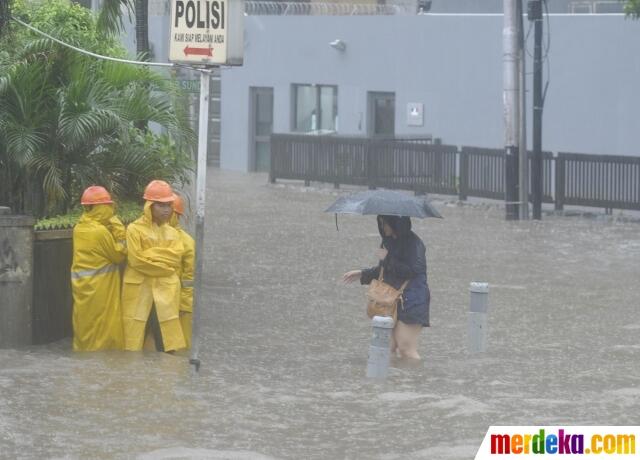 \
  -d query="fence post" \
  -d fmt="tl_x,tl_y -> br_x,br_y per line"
366,139 -> 377,190
304,137 -> 312,187
269,135 -> 276,183
555,154 -> 565,211
458,148 -> 469,201
0,208 -> 35,348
